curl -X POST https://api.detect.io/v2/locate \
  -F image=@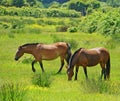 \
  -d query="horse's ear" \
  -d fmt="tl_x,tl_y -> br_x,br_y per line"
19,46 -> 22,50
